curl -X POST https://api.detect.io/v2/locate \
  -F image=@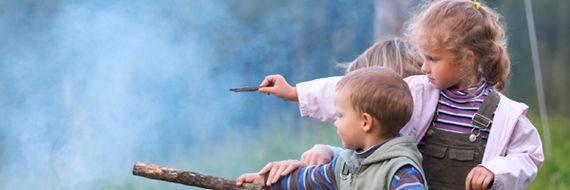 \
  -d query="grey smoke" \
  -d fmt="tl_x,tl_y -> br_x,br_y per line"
0,0 -> 374,189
